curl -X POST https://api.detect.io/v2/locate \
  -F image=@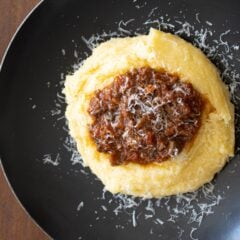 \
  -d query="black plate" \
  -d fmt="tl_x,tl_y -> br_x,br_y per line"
1,0 -> 240,239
